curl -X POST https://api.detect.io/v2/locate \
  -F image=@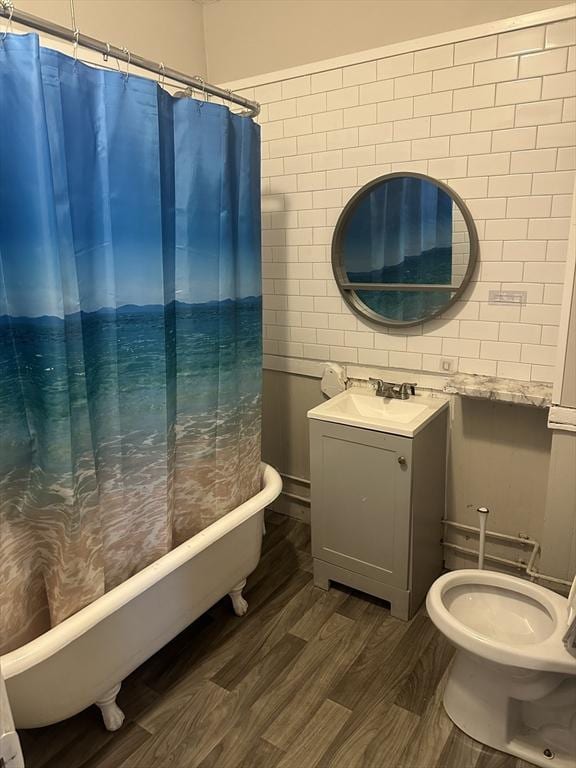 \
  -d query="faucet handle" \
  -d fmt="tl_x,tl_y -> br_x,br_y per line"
398,382 -> 417,398
369,378 -> 394,396
369,377 -> 384,395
